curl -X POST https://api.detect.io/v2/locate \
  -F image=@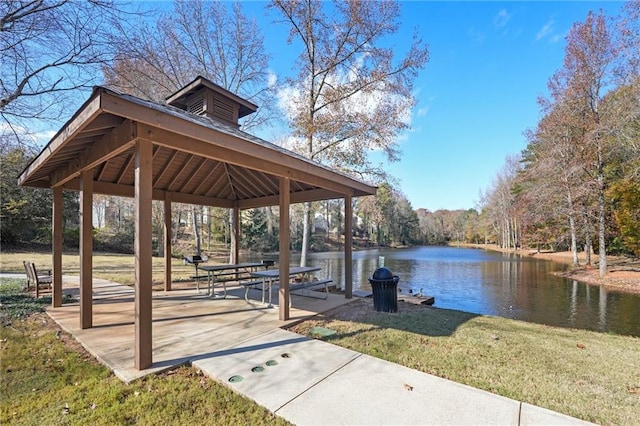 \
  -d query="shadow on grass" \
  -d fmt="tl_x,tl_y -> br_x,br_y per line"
0,279 -> 76,323
314,300 -> 480,339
